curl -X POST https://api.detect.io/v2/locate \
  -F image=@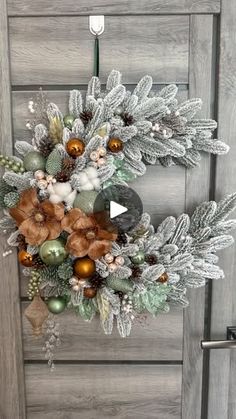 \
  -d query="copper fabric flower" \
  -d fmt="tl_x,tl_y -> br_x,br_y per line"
9,188 -> 64,245
61,208 -> 117,260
